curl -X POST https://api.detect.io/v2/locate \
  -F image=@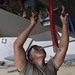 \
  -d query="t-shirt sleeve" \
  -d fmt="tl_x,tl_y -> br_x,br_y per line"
19,60 -> 33,75
47,58 -> 58,74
